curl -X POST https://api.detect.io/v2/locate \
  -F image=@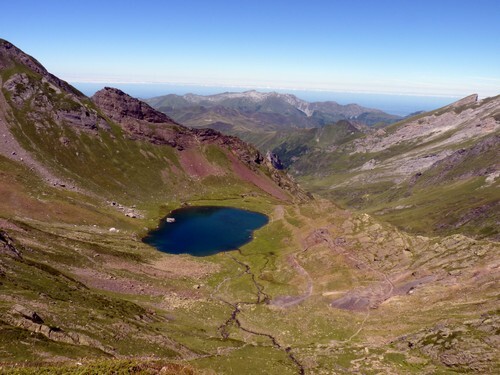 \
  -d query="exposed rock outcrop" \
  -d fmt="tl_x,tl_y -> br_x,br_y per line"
394,314 -> 499,373
447,93 -> 478,109
0,39 -> 83,96
5,304 -> 114,354
0,39 -> 109,135
343,94 -> 500,182
0,230 -> 22,259
92,87 -> 178,124
420,134 -> 500,186
266,150 -> 284,170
